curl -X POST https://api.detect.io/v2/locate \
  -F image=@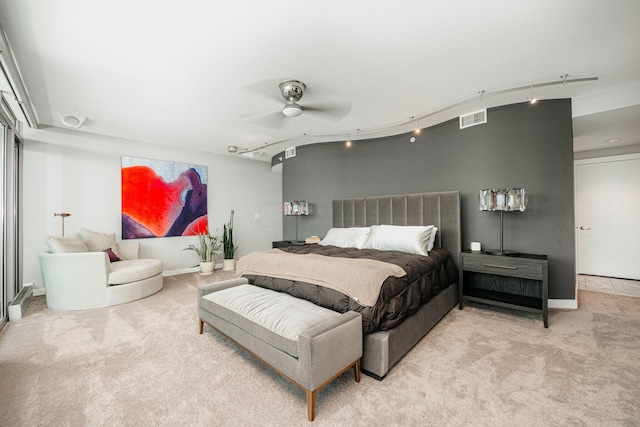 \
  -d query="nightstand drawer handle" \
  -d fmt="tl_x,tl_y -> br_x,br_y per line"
483,263 -> 518,270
